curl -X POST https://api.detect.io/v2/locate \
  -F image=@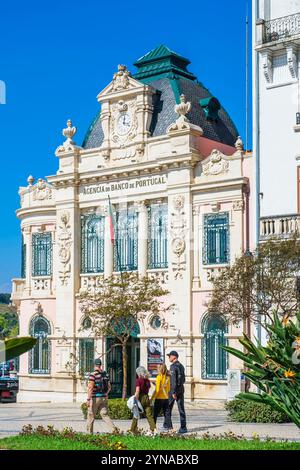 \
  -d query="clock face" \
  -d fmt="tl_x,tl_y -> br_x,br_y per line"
116,112 -> 131,135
